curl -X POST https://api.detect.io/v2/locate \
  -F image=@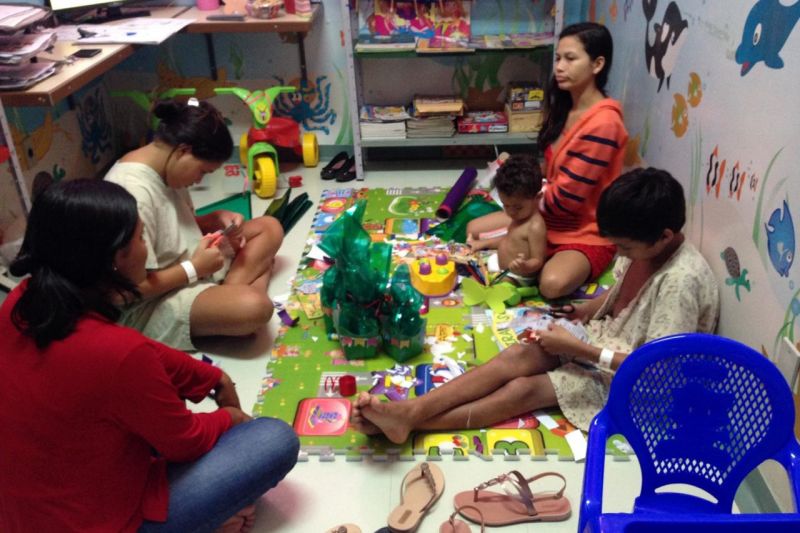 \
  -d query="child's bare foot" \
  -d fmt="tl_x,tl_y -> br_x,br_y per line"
360,395 -> 414,445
